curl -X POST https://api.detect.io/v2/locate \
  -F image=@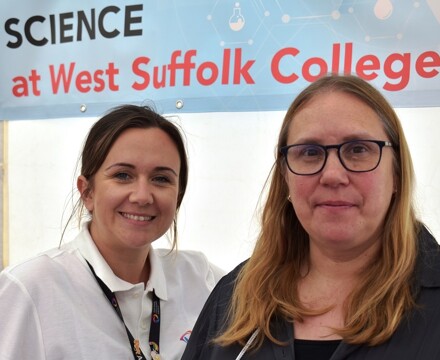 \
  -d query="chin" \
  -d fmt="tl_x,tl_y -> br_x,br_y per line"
314,229 -> 357,245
